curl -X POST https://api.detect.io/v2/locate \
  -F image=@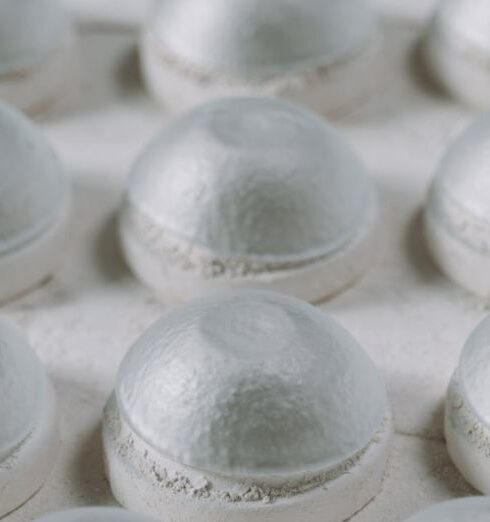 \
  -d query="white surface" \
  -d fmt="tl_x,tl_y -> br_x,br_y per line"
0,104 -> 67,255
35,507 -> 156,522
444,316 -> 490,494
115,291 -> 387,474
425,0 -> 490,108
0,0 -> 485,520
425,109 -> 490,297
141,29 -> 384,119
0,318 -> 47,461
0,381 -> 59,518
120,97 -> 377,302
459,316 -> 490,420
104,397 -> 392,522
62,0 -> 152,29
405,497 -> 490,522
445,375 -> 490,495
0,0 -> 68,75
147,0 -> 375,75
